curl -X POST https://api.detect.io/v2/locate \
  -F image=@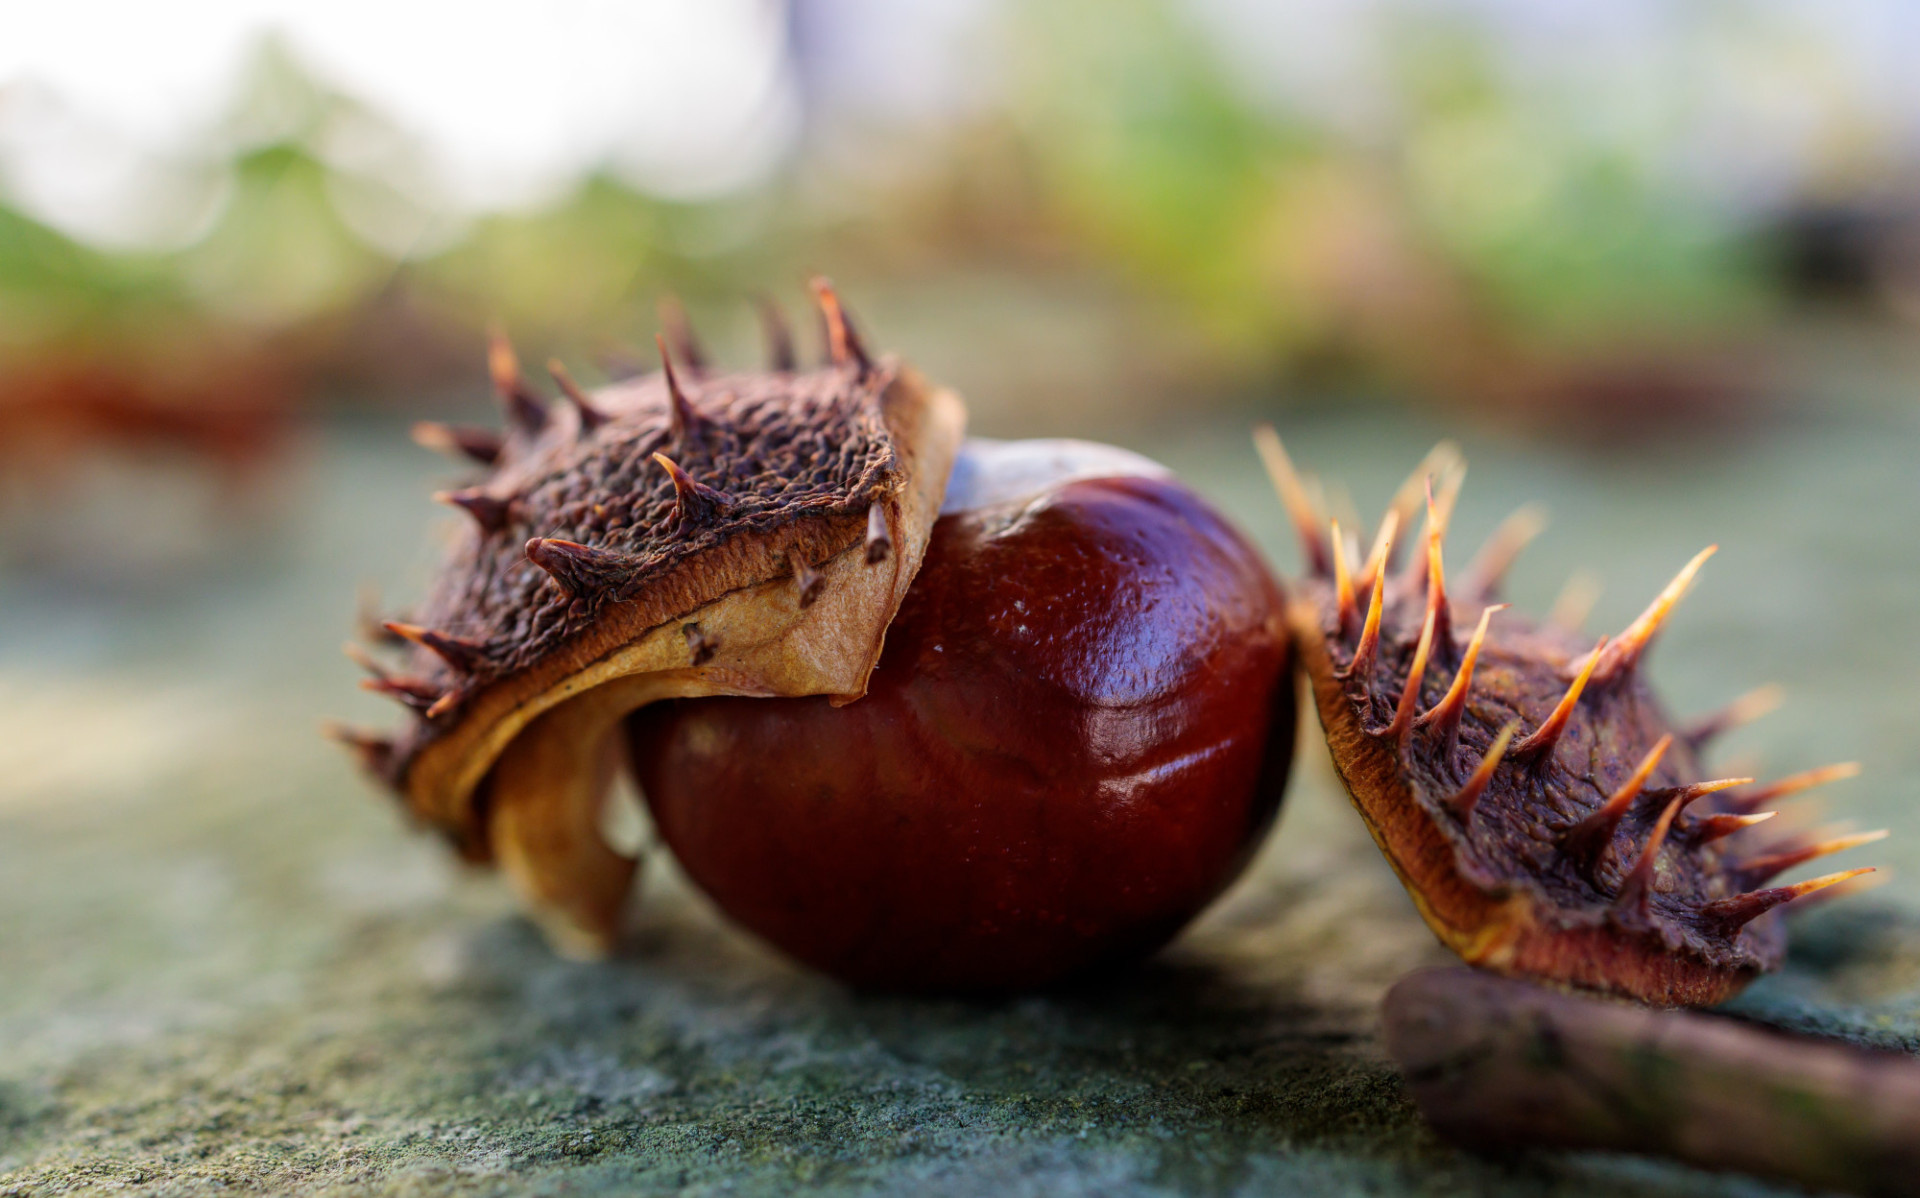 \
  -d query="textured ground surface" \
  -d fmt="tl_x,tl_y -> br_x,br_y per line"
5,355 -> 1920,1196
